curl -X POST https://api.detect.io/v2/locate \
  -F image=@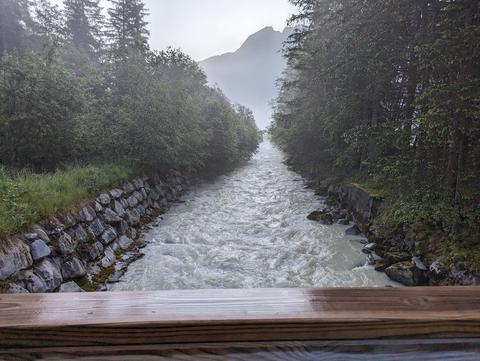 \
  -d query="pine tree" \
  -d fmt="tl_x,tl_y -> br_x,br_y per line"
107,0 -> 149,58
64,0 -> 104,56
0,0 -> 33,54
